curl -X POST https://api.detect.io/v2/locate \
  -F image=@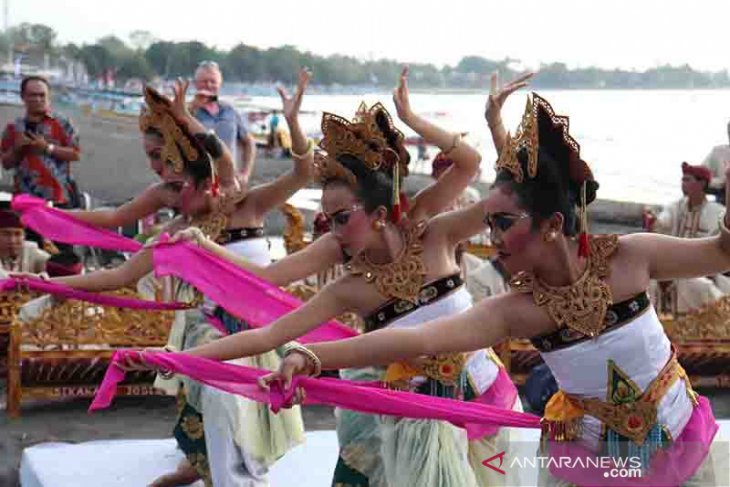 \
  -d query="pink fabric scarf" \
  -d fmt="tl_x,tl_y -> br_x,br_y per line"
90,349 -> 542,436
12,194 -> 143,253
153,241 -> 358,343
0,276 -> 188,311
